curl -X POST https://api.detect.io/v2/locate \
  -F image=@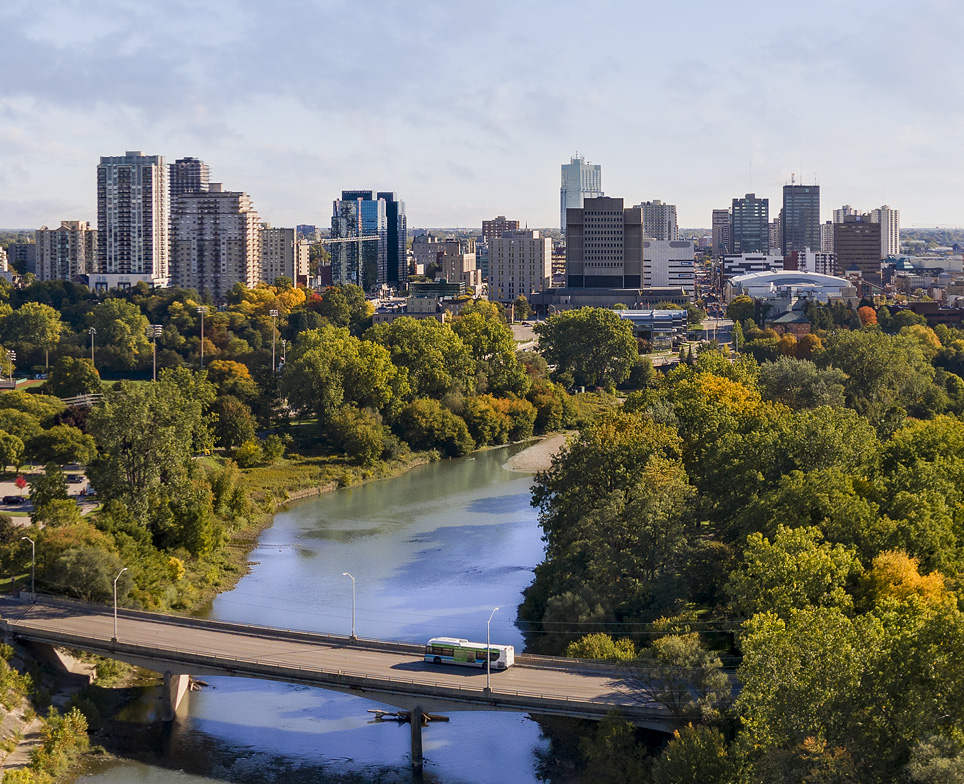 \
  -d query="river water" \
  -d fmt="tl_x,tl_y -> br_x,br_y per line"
80,445 -> 558,784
